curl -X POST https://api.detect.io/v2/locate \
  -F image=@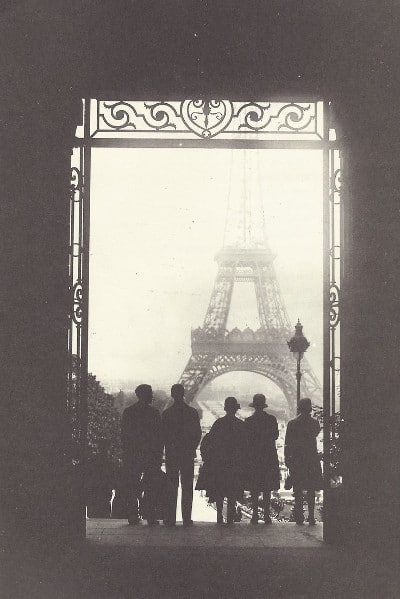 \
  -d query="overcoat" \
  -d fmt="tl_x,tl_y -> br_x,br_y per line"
195,432 -> 213,495
244,411 -> 280,491
121,401 -> 162,468
161,402 -> 202,461
284,413 -> 323,490
196,415 -> 246,501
